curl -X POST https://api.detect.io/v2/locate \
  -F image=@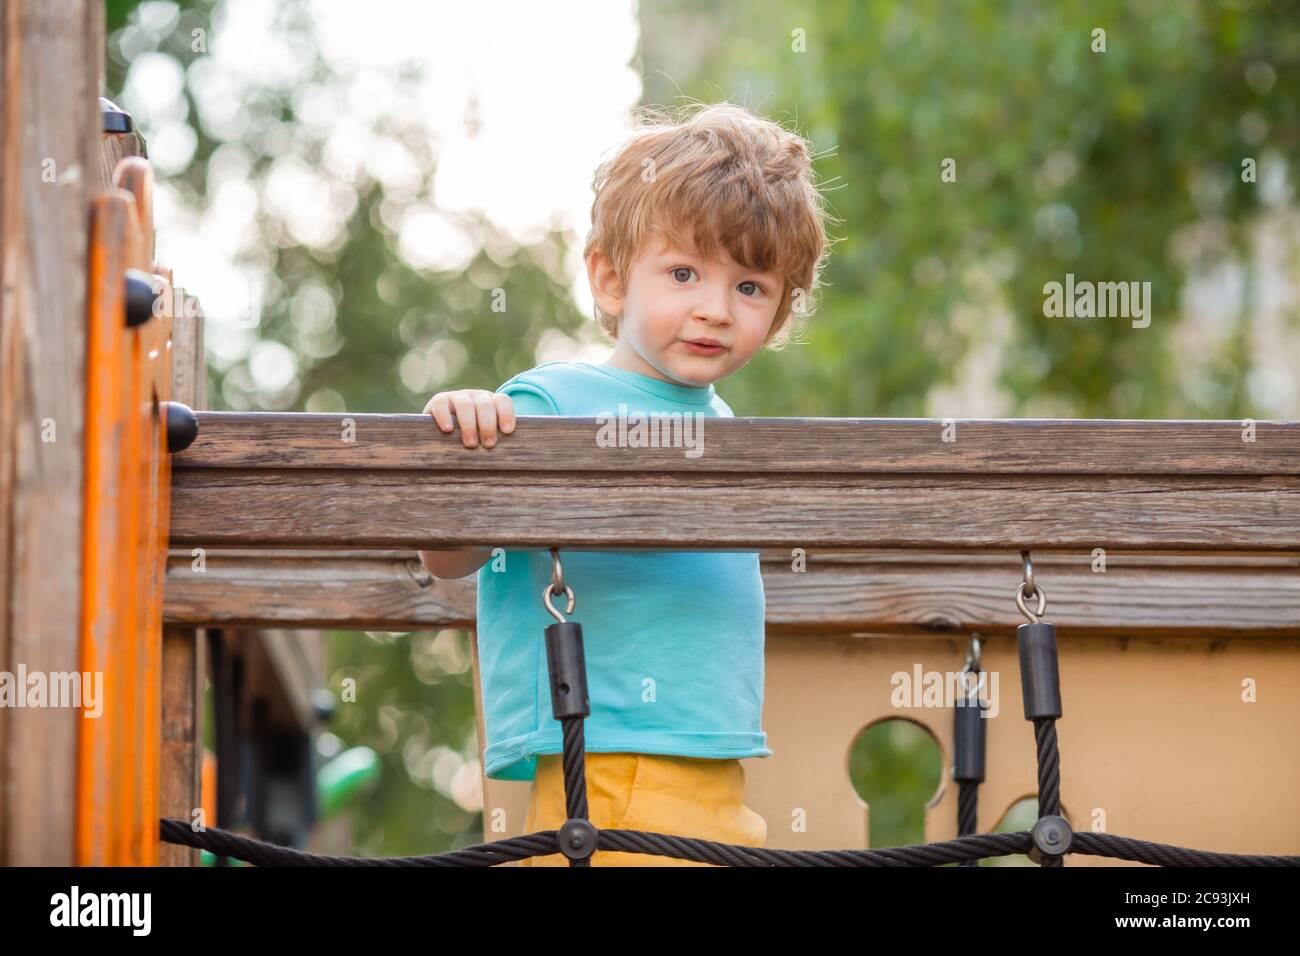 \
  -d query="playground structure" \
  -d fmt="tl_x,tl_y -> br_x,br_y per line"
1,4 -> 1298,866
